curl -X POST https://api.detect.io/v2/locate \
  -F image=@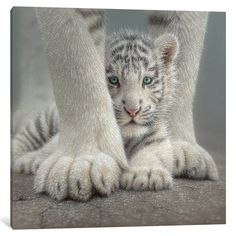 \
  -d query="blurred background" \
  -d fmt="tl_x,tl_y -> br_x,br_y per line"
11,8 -> 225,162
